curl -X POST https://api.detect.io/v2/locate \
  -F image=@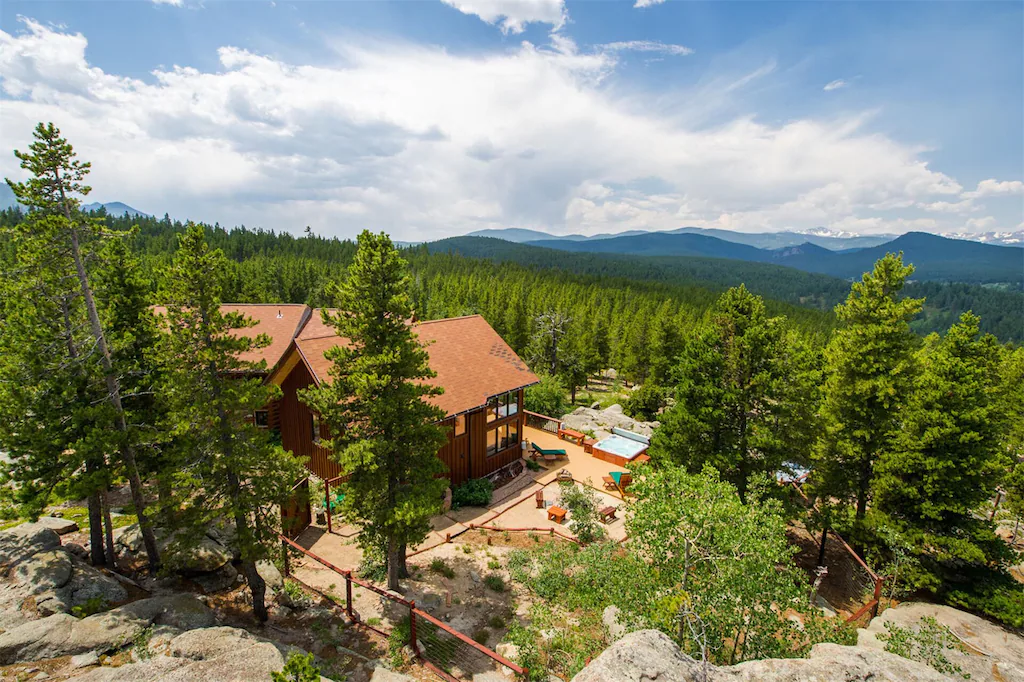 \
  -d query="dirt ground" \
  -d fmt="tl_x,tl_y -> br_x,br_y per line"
787,520 -> 876,616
